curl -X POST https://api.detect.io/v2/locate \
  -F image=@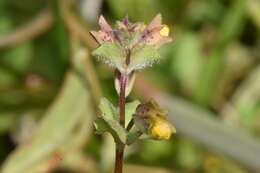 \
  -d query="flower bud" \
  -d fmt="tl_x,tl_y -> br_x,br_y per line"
134,99 -> 176,140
